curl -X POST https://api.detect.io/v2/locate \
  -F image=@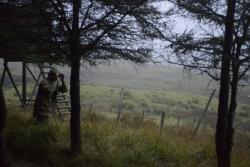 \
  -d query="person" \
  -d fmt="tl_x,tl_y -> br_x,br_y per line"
33,68 -> 68,123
